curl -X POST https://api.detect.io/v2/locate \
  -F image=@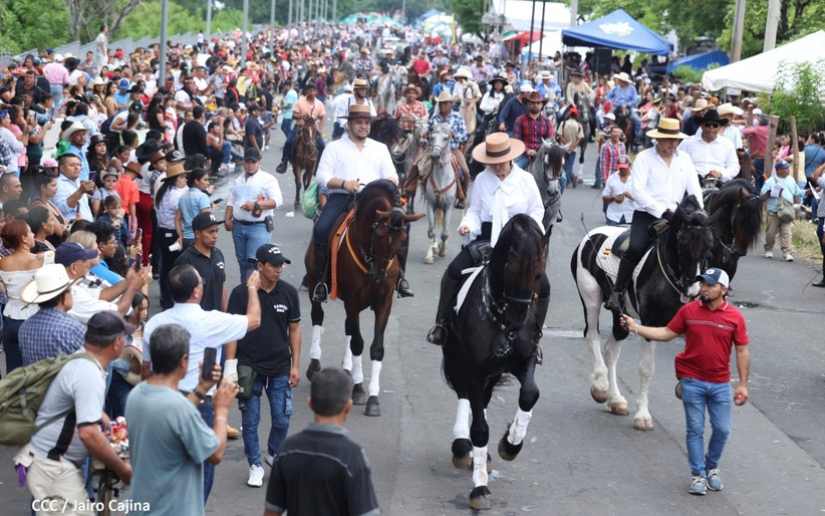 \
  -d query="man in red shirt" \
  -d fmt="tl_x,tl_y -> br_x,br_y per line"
621,268 -> 750,496
742,115 -> 770,188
